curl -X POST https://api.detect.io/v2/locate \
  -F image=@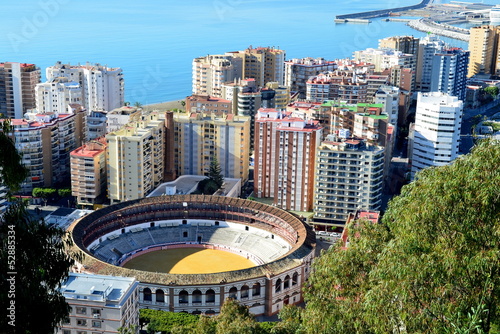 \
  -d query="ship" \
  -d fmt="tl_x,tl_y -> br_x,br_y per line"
490,5 -> 500,25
